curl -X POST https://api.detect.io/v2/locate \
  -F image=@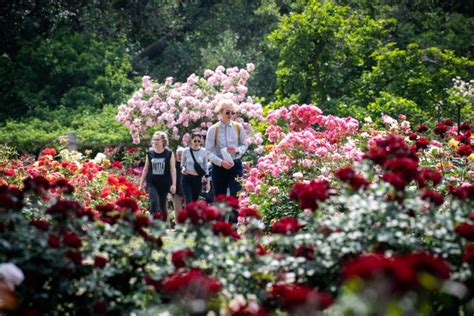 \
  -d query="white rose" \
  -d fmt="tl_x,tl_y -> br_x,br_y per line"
0,263 -> 24,290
